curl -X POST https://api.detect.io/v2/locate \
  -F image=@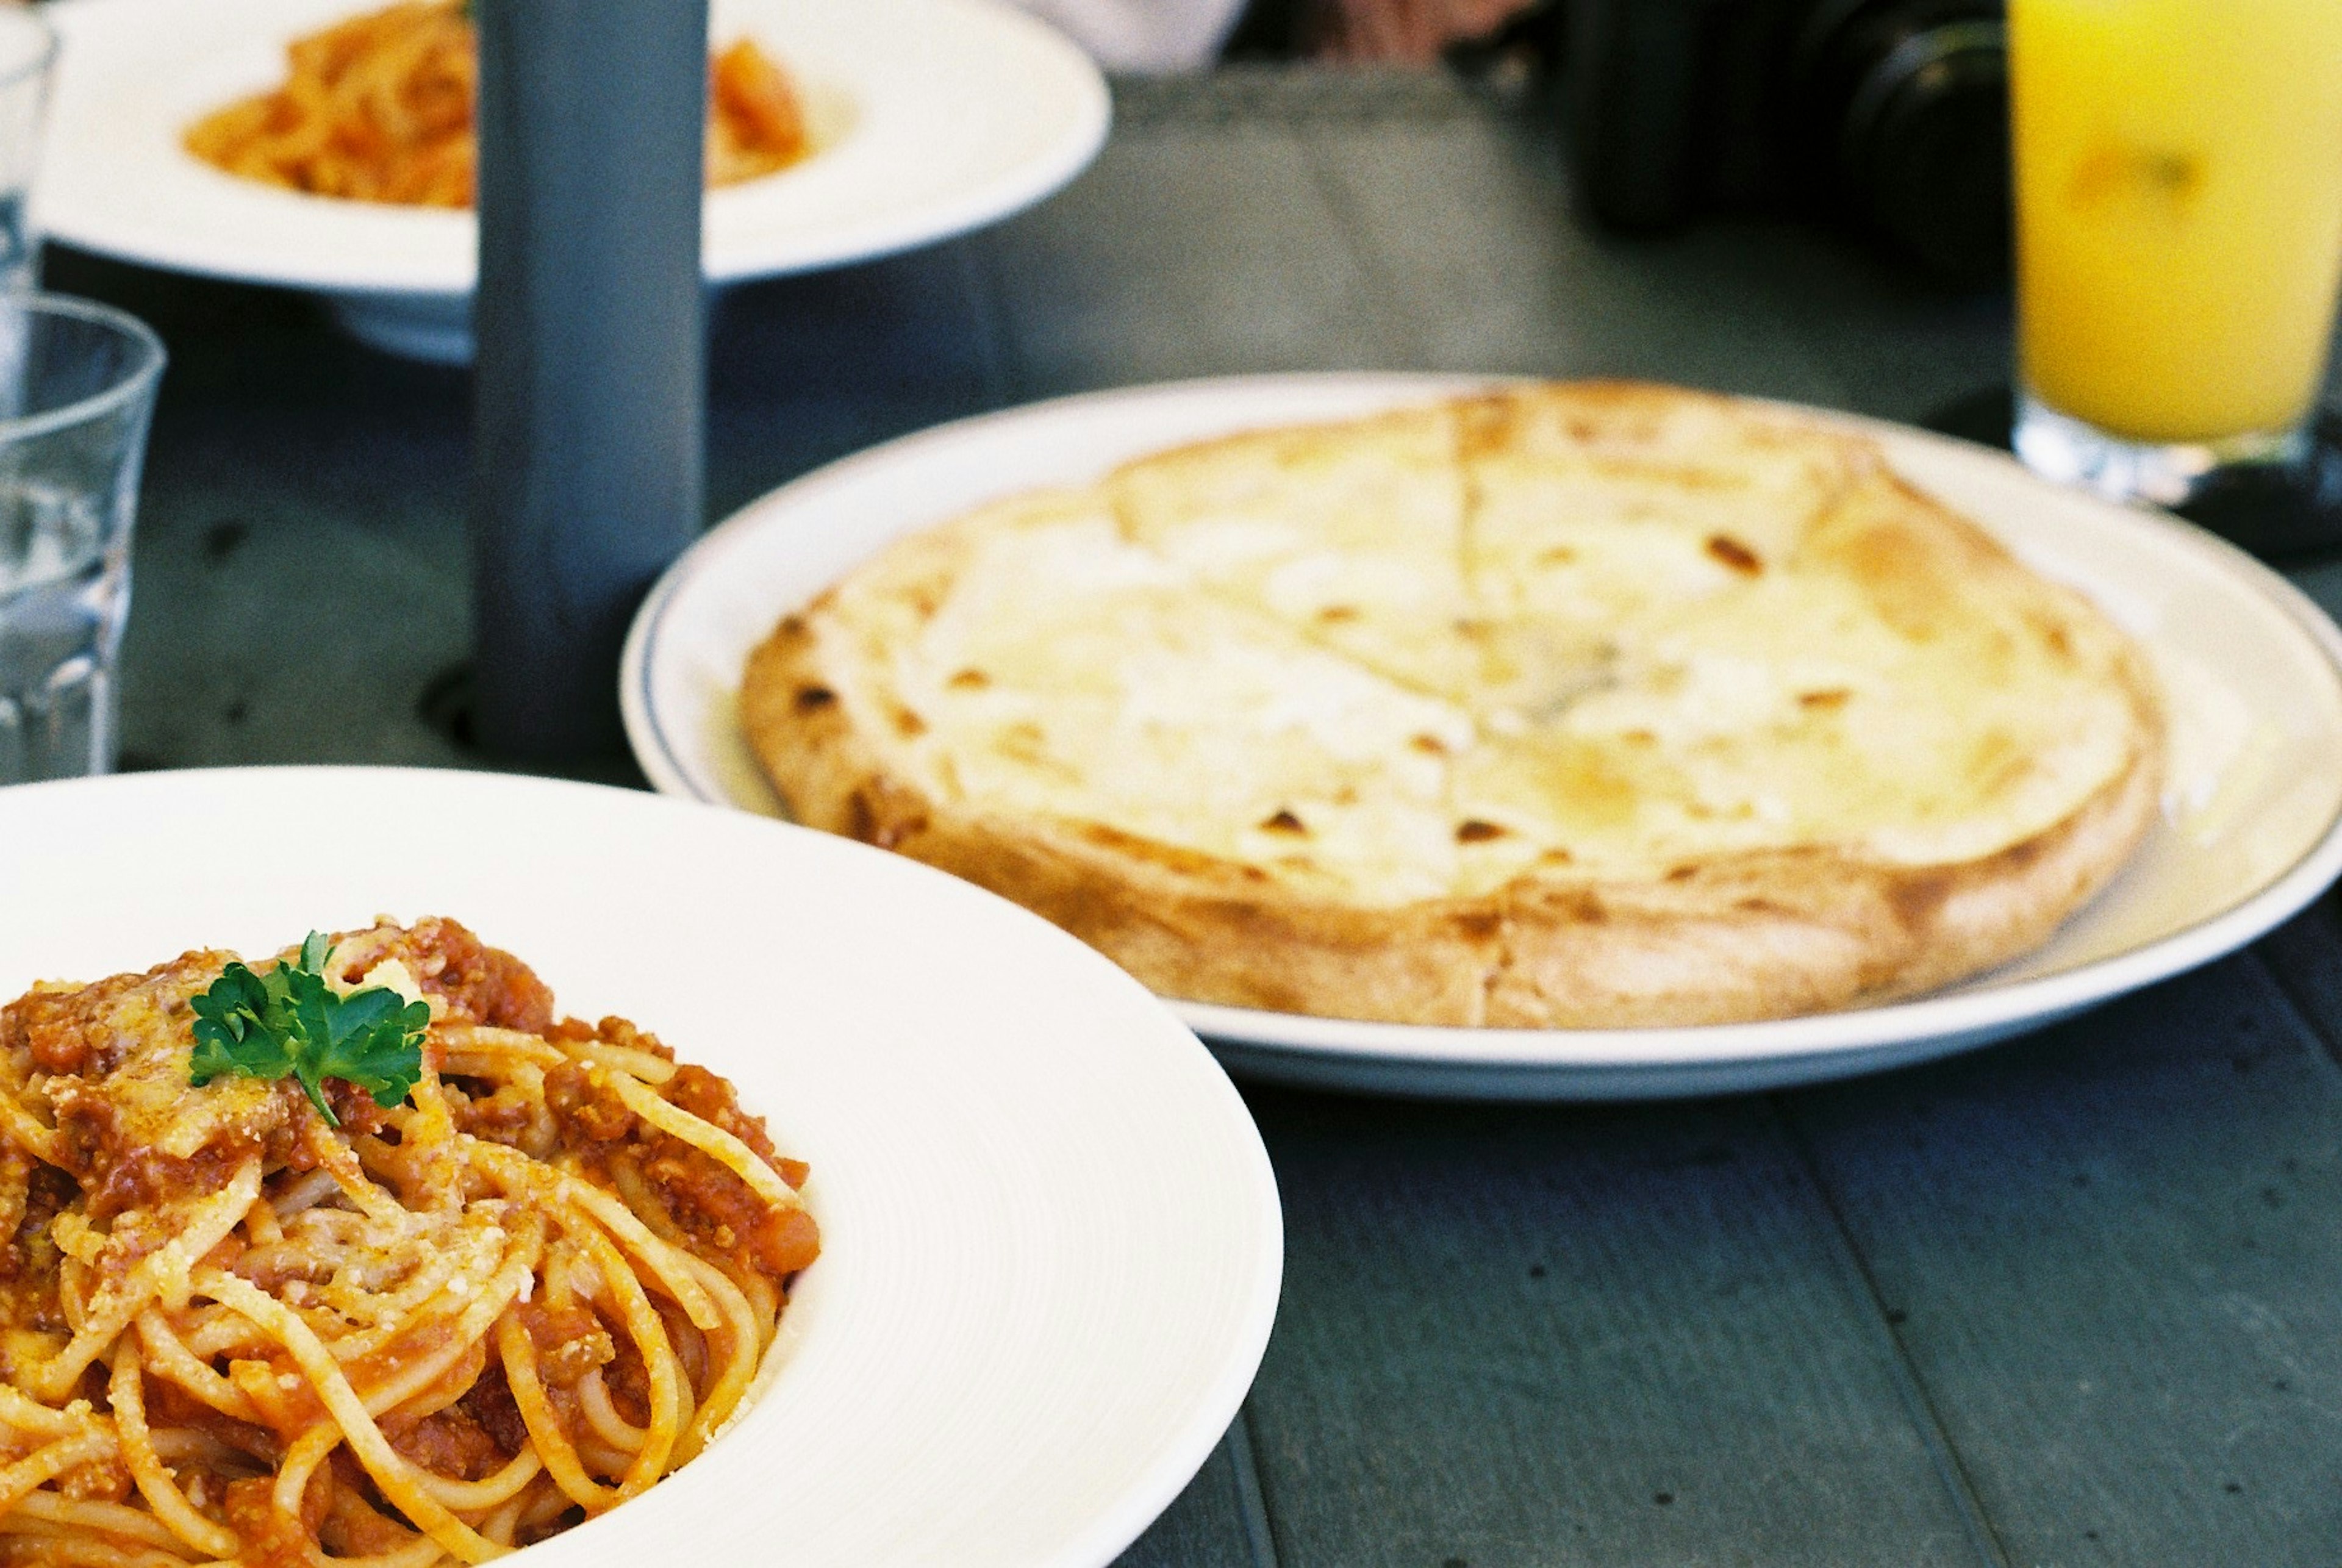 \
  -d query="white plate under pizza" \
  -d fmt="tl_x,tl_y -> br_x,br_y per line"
621,374 -> 2342,1100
